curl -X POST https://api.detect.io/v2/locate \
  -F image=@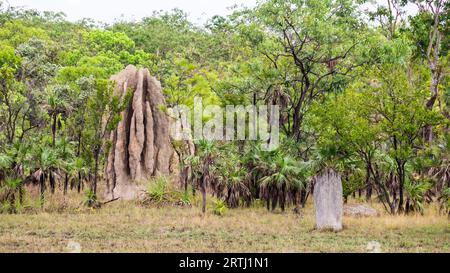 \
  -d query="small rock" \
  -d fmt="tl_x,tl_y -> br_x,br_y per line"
344,204 -> 379,217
